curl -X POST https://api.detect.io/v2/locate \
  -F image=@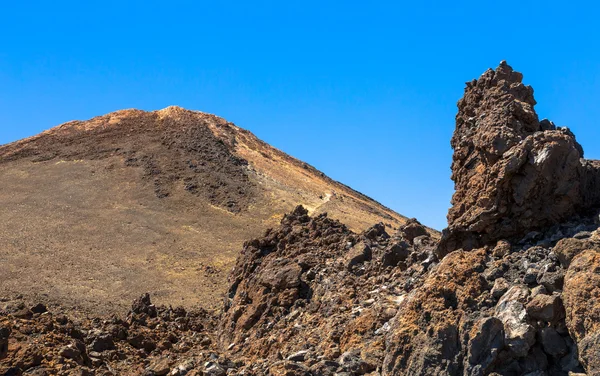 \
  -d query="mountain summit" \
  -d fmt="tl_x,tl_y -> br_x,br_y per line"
0,107 -> 417,313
